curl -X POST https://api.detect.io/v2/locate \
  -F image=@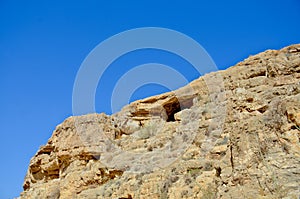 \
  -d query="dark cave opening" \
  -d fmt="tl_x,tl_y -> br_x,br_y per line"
163,96 -> 194,122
